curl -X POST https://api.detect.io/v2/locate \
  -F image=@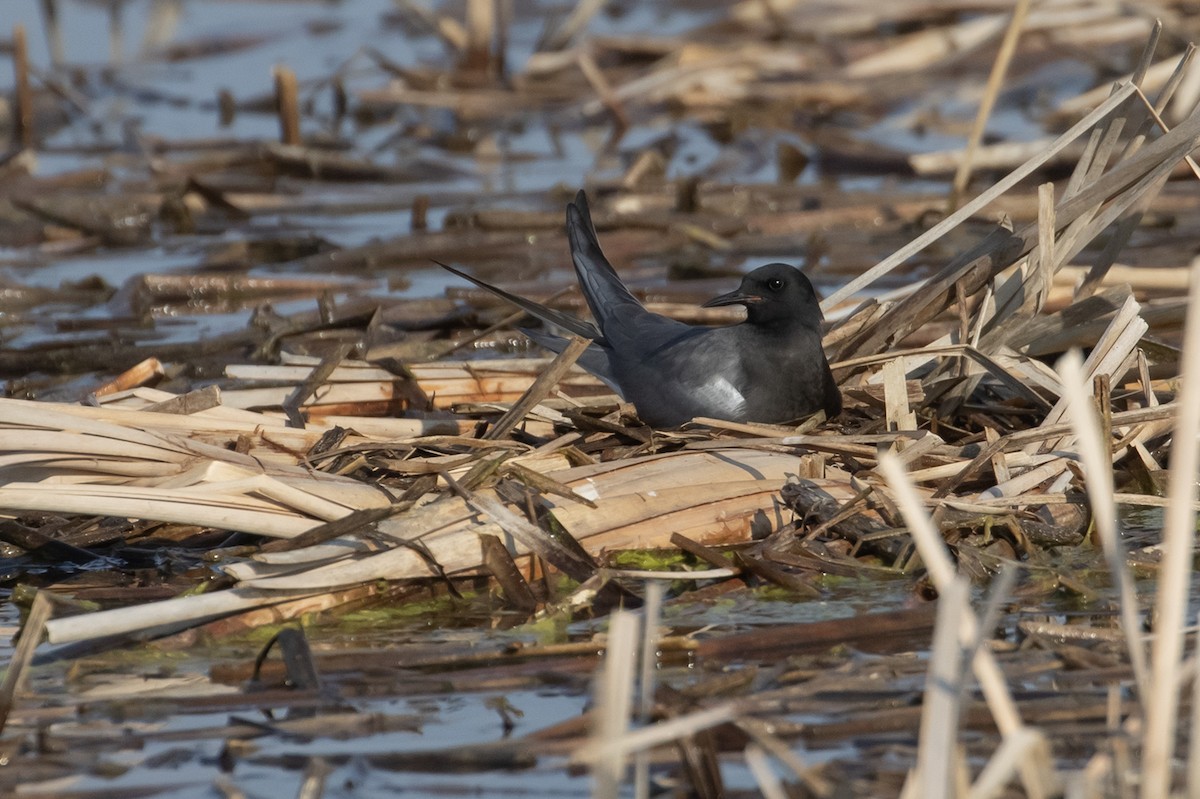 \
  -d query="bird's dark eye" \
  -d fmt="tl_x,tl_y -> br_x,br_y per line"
767,278 -> 785,291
